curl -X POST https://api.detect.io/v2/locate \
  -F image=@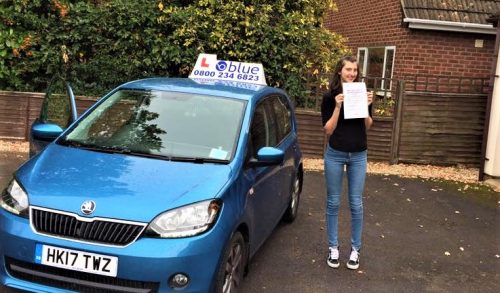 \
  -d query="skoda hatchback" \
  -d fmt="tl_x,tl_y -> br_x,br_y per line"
0,76 -> 303,292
